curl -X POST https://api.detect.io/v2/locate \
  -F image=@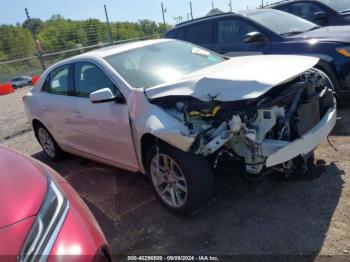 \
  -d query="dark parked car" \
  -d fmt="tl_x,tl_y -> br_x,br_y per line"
10,76 -> 32,88
165,9 -> 350,100
270,0 -> 350,26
